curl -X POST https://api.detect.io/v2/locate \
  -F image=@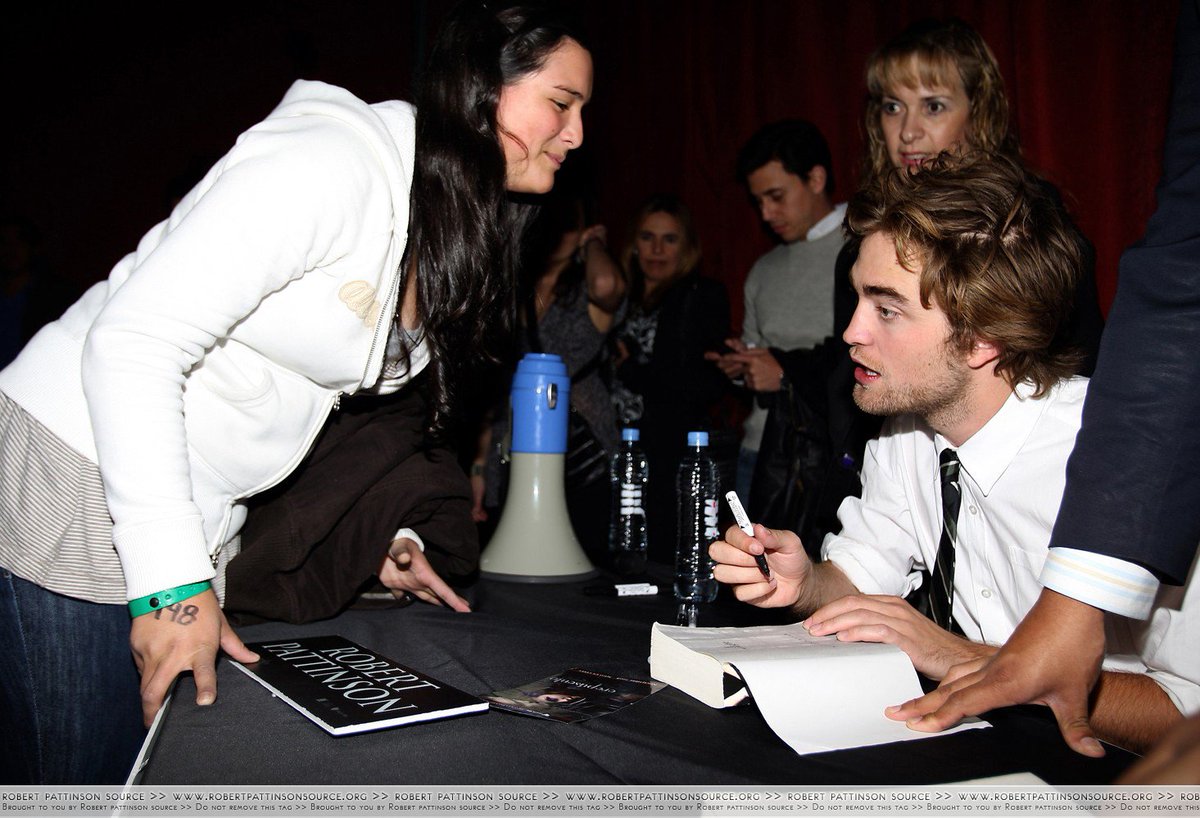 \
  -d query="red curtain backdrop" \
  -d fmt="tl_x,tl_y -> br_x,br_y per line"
1,1 -> 1178,329
579,0 -> 1178,328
